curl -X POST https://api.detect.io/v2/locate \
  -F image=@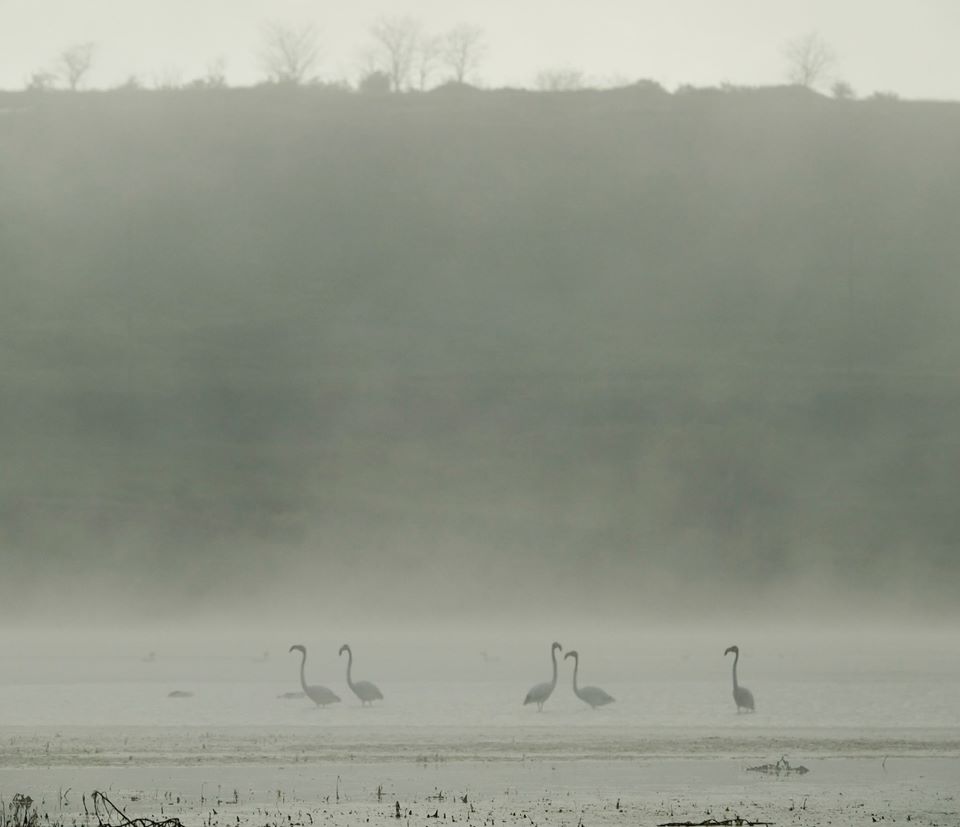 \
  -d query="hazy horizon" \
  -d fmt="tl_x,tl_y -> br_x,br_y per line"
1,0 -> 959,98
